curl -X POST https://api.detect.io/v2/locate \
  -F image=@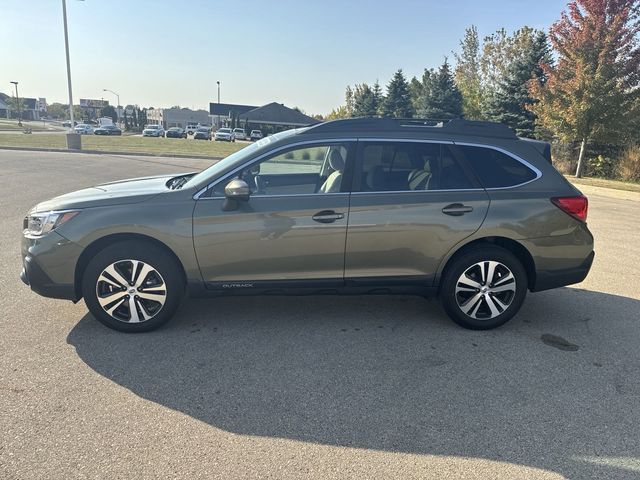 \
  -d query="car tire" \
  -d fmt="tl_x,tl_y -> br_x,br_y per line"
82,241 -> 184,333
439,246 -> 527,330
